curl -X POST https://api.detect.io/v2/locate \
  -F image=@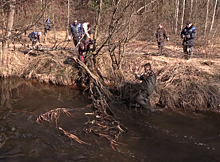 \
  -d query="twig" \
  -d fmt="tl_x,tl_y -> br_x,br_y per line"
59,127 -> 90,145
0,133 -> 8,148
